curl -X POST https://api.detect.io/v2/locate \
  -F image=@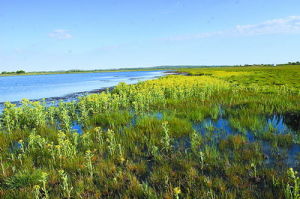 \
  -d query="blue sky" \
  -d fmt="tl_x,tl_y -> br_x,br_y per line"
1,0 -> 300,71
